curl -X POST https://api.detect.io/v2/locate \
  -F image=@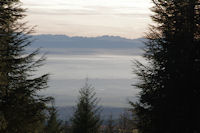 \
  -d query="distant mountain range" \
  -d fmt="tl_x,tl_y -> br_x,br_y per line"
28,34 -> 145,55
30,34 -> 145,49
